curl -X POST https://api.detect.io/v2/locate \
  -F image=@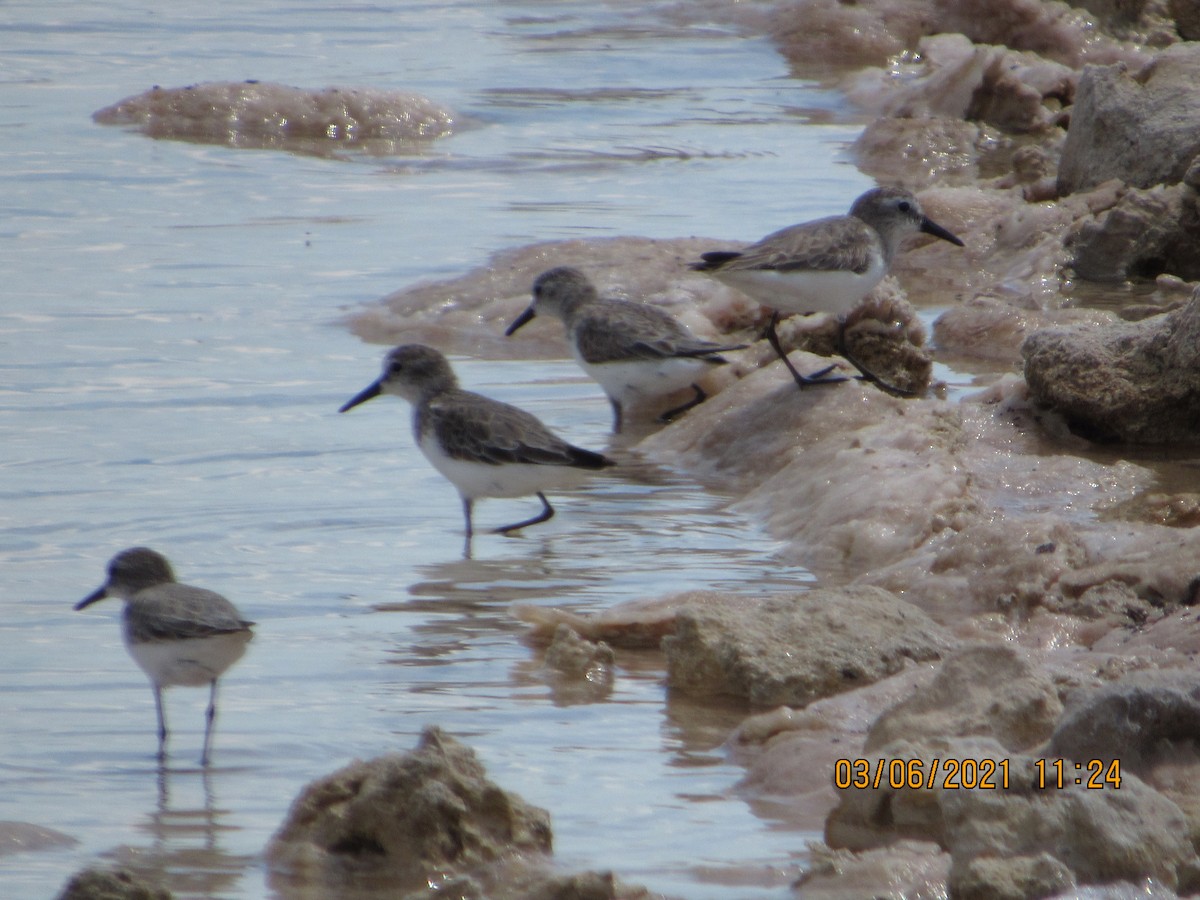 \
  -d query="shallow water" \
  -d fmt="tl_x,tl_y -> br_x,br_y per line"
1,1 -> 883,897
